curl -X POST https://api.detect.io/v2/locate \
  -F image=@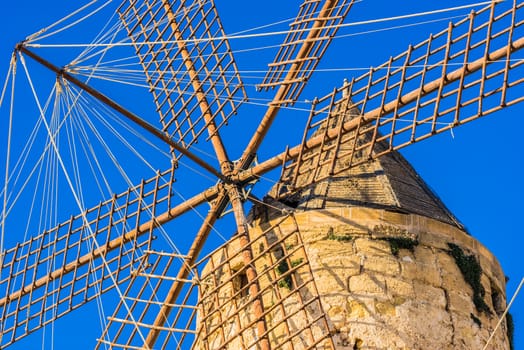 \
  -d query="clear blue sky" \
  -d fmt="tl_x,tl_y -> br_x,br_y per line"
0,0 -> 522,349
